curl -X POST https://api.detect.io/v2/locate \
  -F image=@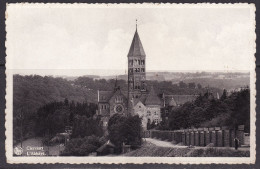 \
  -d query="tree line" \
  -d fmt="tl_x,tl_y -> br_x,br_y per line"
74,76 -> 222,95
